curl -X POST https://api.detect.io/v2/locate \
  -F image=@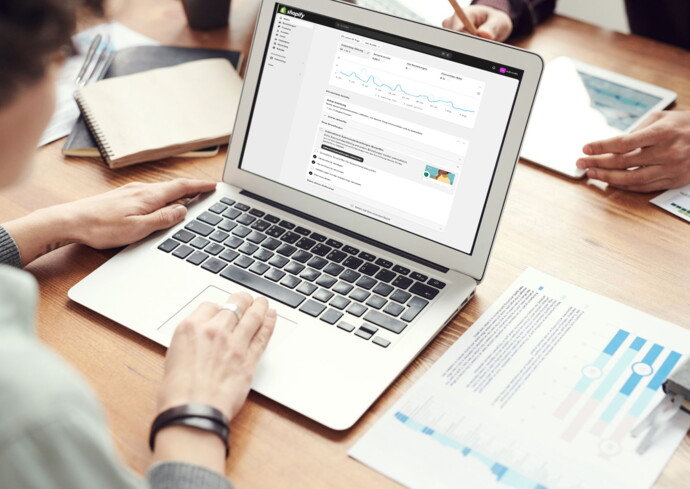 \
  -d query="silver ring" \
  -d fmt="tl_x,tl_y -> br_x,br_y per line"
218,302 -> 243,321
